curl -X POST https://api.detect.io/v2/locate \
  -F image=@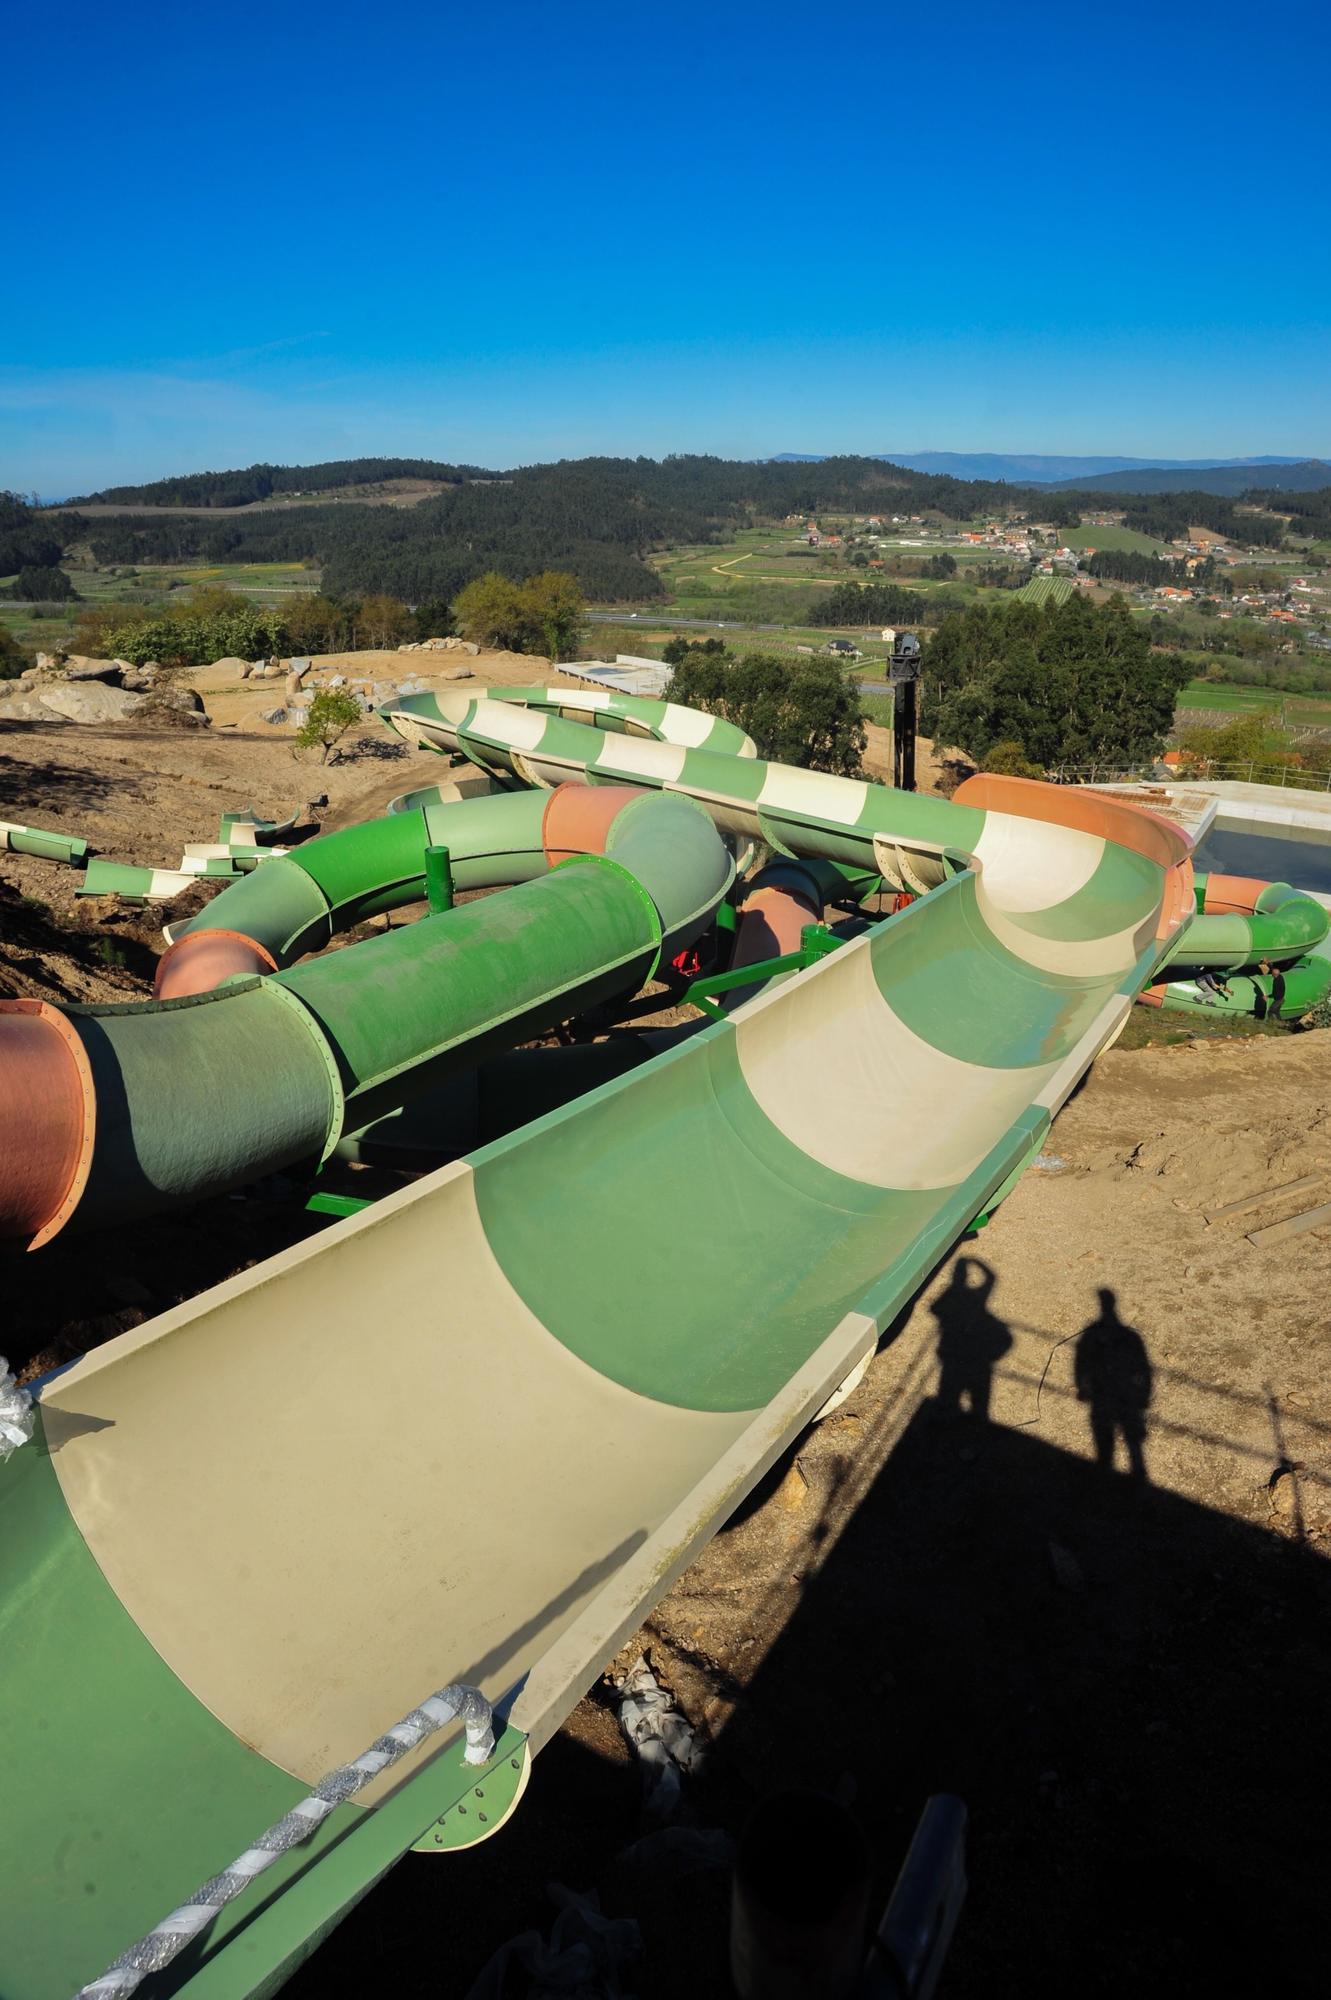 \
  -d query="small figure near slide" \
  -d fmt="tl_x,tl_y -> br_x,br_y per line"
1194,969 -> 1232,1004
1257,957 -> 1287,1019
